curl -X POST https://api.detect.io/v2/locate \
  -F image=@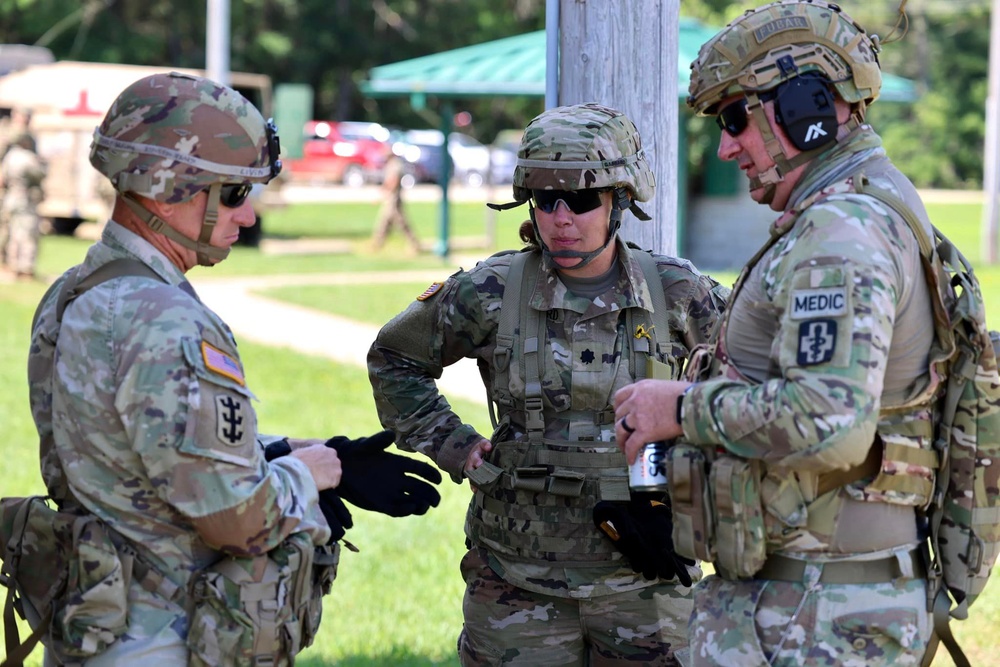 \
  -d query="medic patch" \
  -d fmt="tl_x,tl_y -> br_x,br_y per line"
797,319 -> 837,366
201,341 -> 245,386
790,287 -> 847,320
215,394 -> 248,446
417,282 -> 444,301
